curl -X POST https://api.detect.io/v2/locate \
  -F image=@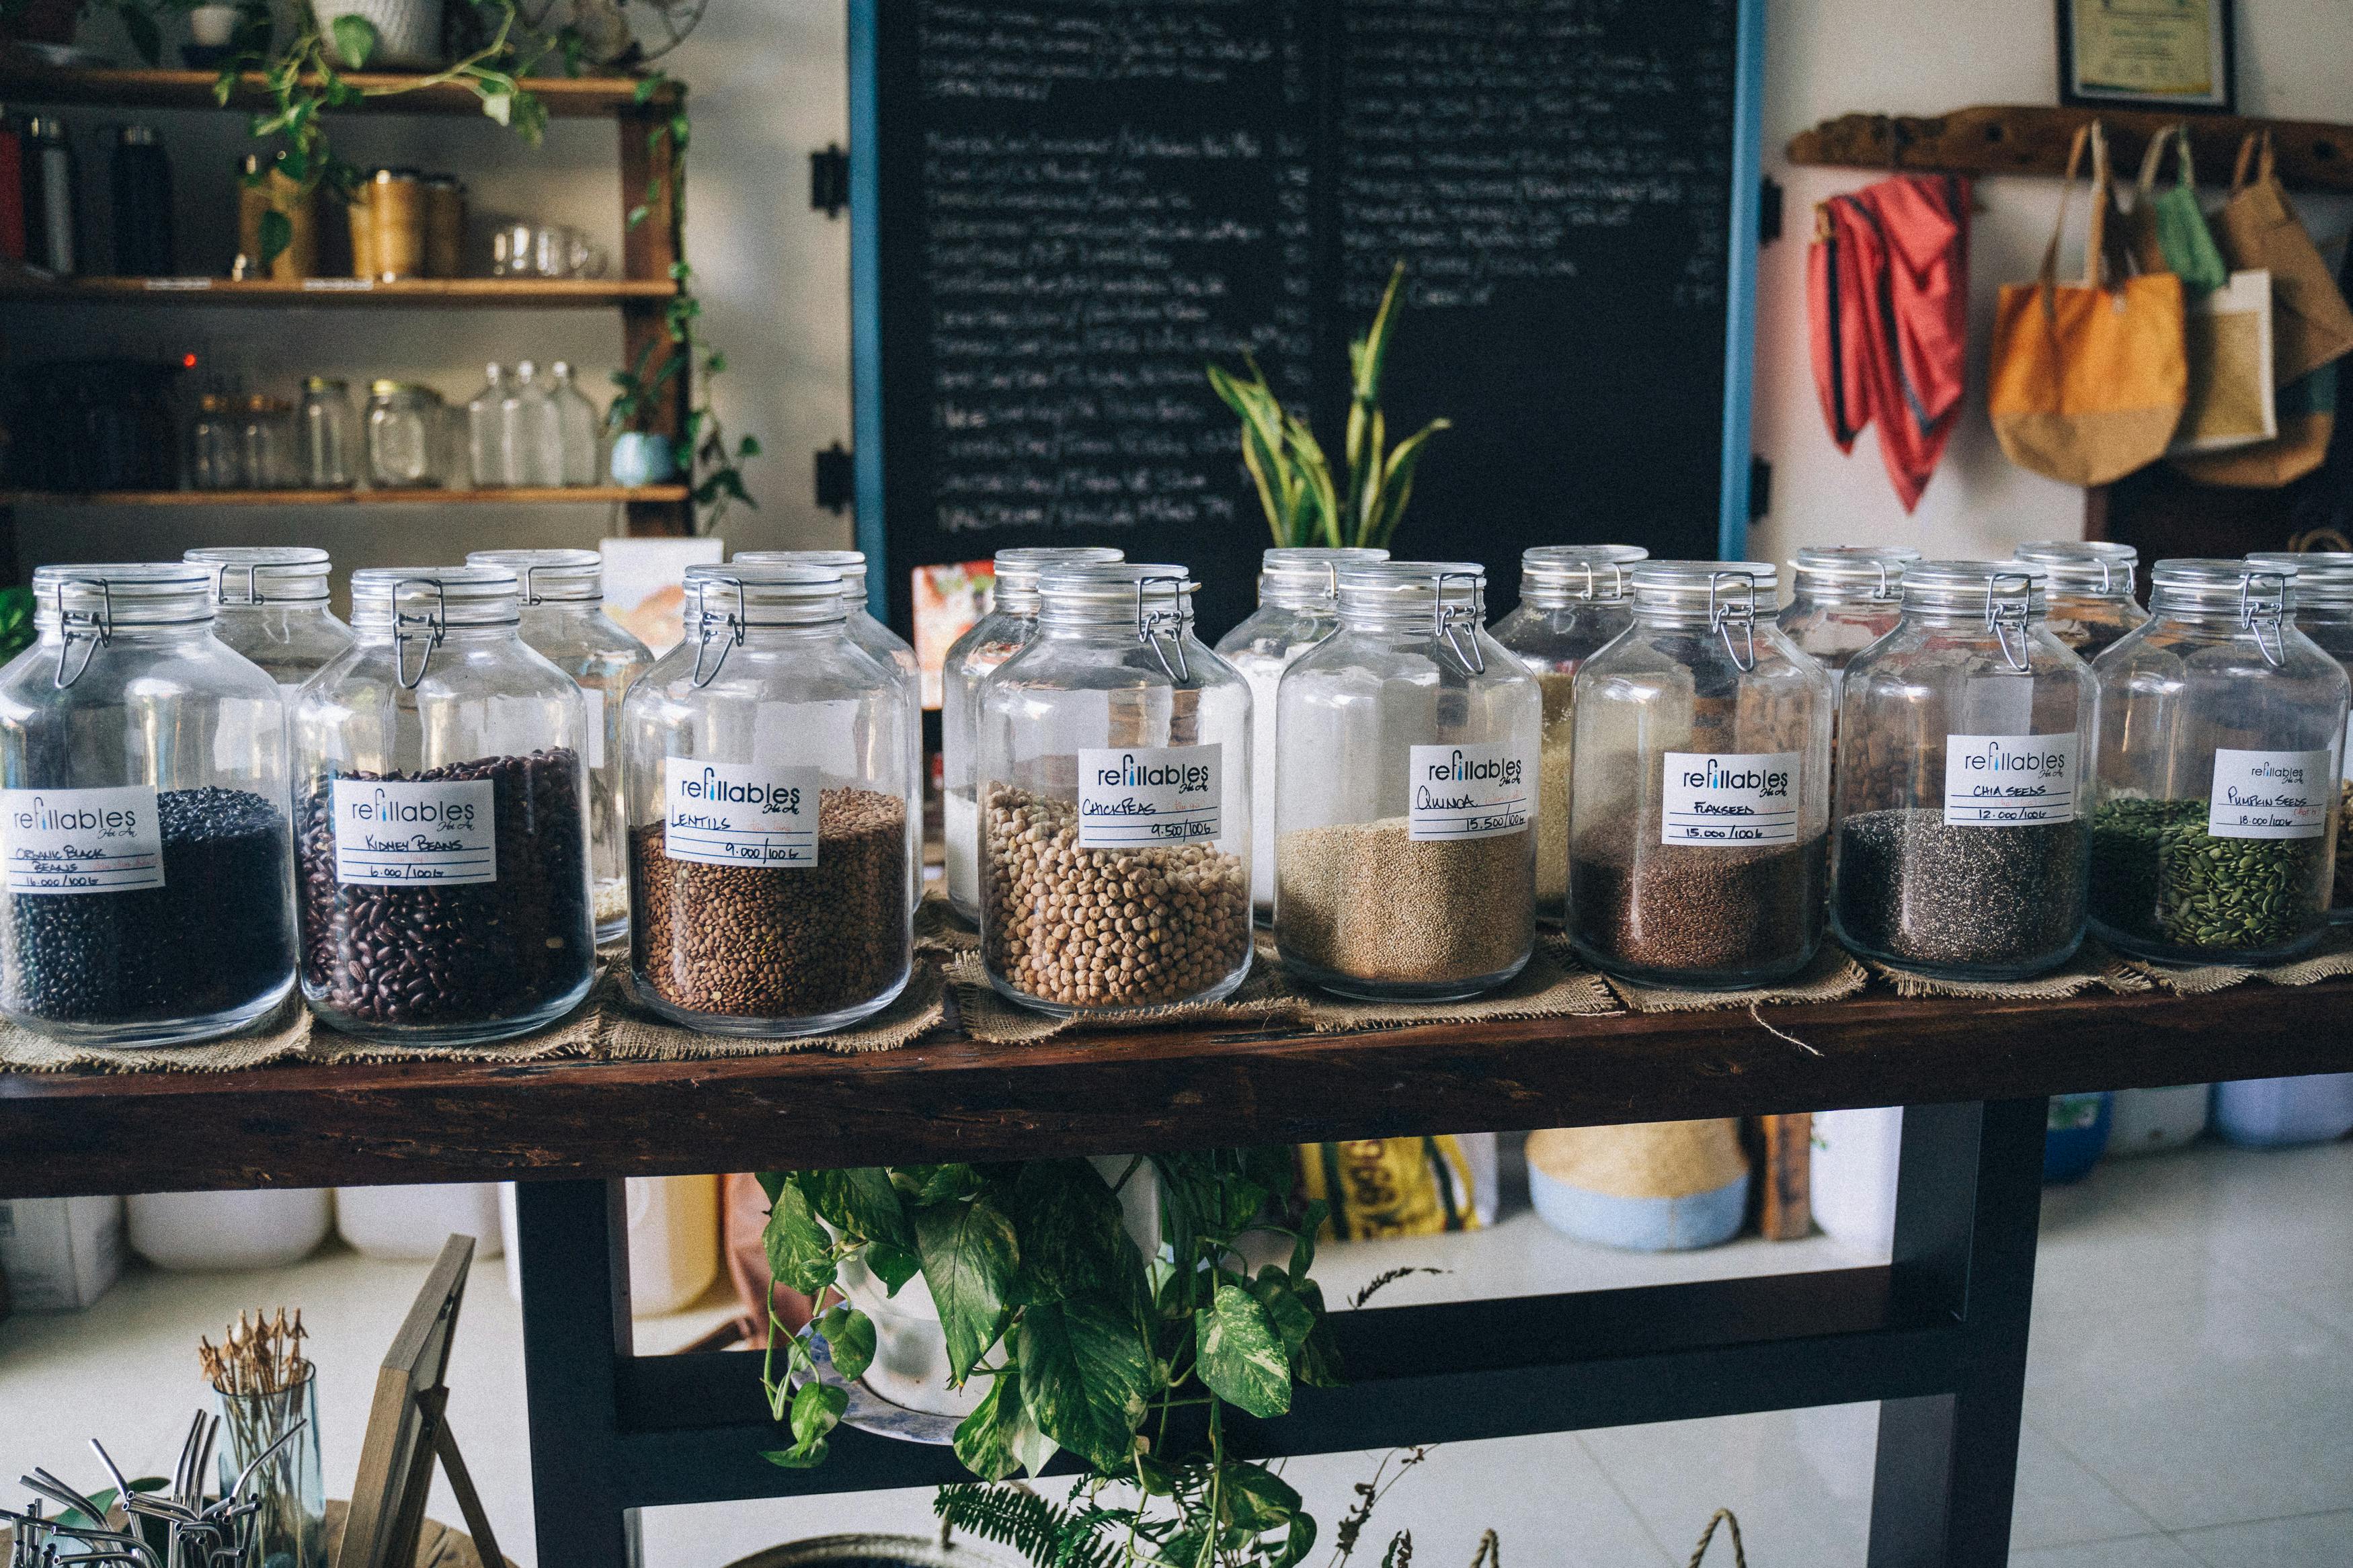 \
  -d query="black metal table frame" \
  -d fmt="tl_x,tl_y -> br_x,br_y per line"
516,1096 -> 2044,1568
